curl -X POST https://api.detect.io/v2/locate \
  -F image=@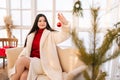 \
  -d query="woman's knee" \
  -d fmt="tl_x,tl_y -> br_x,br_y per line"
16,56 -> 30,68
20,70 -> 28,80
